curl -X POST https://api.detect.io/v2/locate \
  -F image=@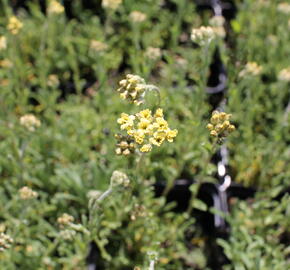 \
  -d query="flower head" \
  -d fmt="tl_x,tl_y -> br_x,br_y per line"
278,67 -> 290,82
115,134 -> 136,156
117,108 -> 178,153
0,232 -> 13,252
130,11 -> 147,23
102,0 -> 122,10
145,47 -> 162,60
48,0 -> 64,14
239,62 -> 262,78
191,26 -> 215,45
19,186 -> 38,200
117,74 -> 147,105
7,16 -> 23,35
110,170 -> 130,187
57,213 -> 74,227
277,2 -> 290,14
20,114 -> 41,131
207,111 -> 235,144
